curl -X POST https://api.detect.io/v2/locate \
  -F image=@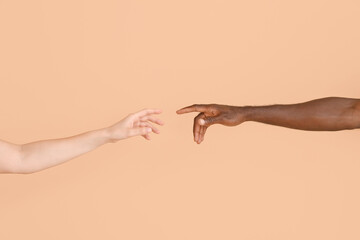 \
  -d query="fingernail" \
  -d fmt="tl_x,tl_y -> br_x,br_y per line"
199,119 -> 205,125
147,128 -> 152,133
